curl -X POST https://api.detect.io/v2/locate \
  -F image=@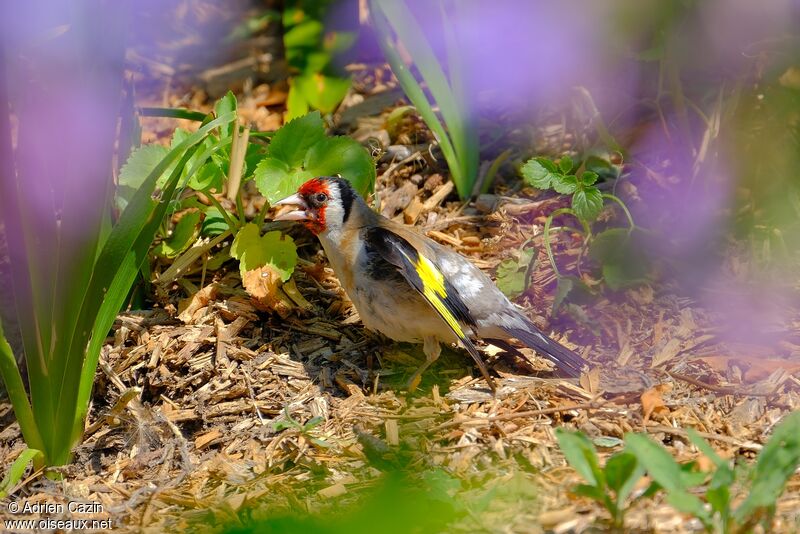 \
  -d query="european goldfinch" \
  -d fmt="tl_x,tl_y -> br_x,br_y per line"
274,176 -> 587,391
